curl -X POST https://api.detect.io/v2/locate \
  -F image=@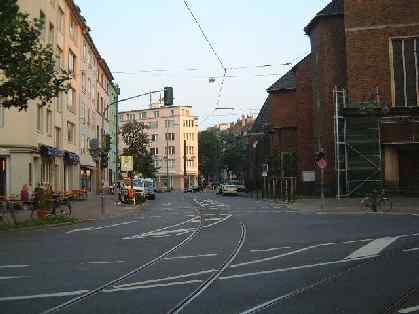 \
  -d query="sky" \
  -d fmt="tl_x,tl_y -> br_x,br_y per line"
75,0 -> 330,129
